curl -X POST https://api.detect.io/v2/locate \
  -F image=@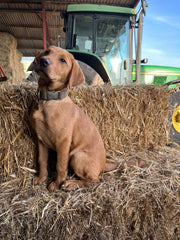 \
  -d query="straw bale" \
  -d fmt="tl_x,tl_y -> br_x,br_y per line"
0,82 -> 179,239
70,84 -> 171,155
0,32 -> 26,83
0,82 -> 37,182
0,82 -> 171,177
